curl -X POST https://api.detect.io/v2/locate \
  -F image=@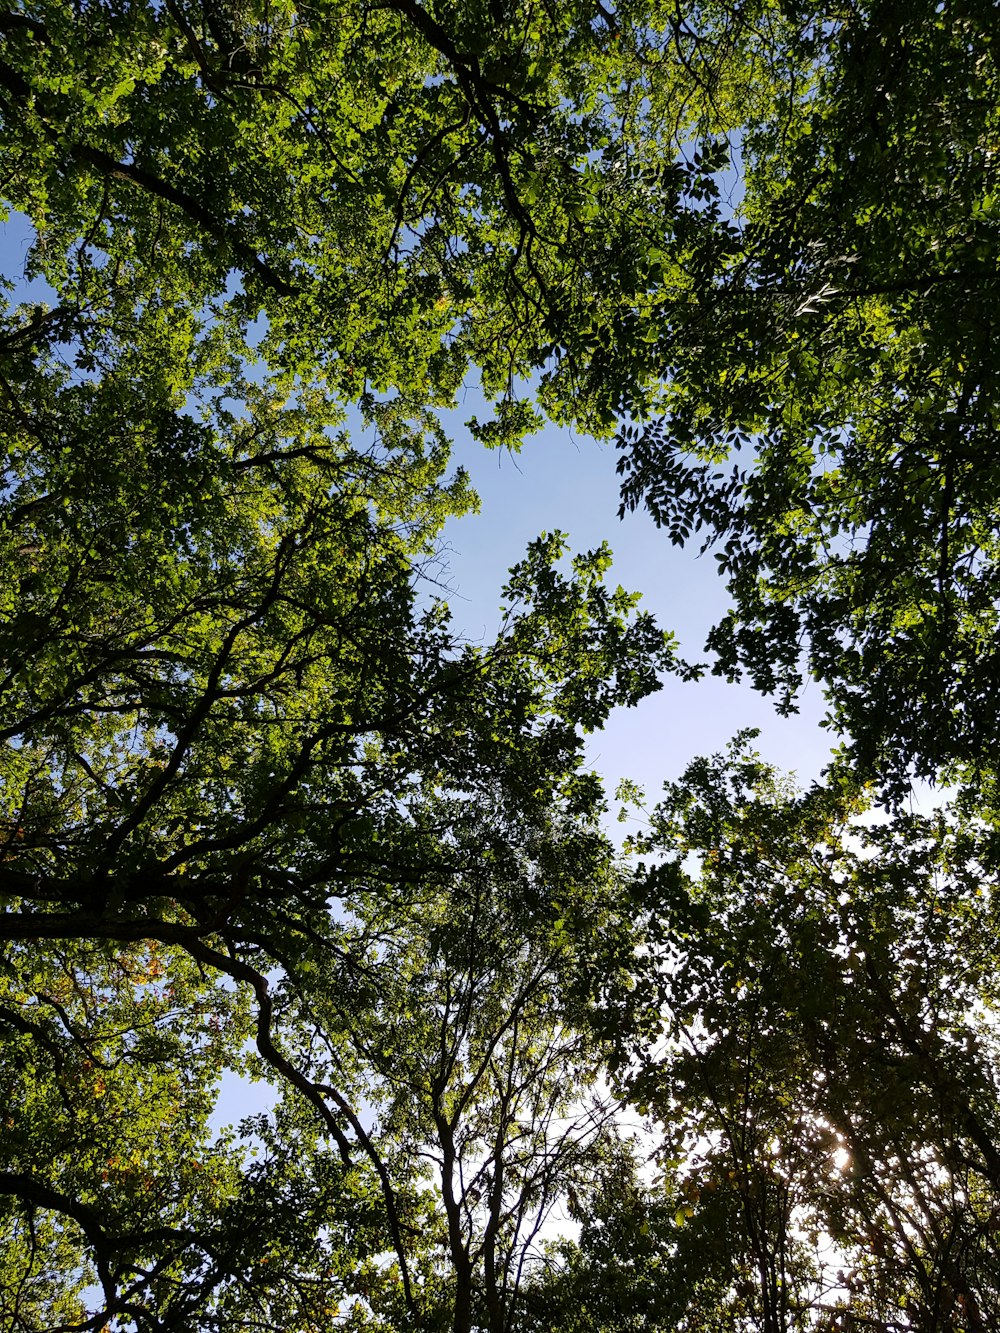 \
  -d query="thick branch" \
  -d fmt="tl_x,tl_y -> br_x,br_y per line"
69,145 -> 299,296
